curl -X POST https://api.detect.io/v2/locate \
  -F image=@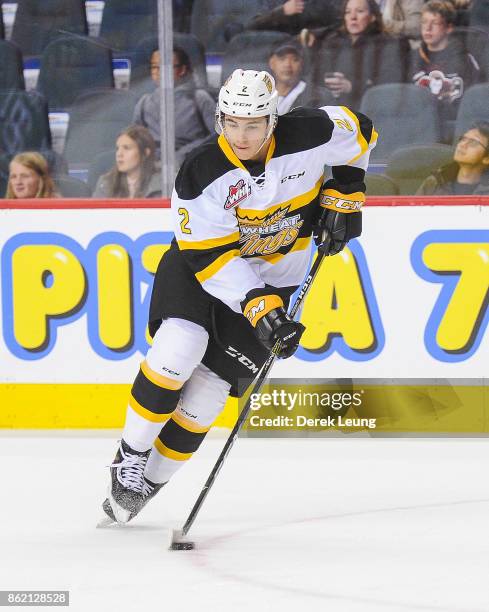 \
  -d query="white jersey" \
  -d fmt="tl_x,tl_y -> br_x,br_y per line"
171,105 -> 377,313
